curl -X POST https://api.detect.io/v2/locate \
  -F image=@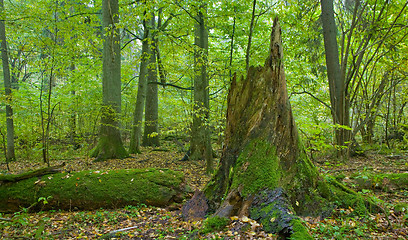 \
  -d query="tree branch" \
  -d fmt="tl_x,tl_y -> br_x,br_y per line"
290,89 -> 332,111
290,88 -> 337,122
174,1 -> 199,23
148,81 -> 193,90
